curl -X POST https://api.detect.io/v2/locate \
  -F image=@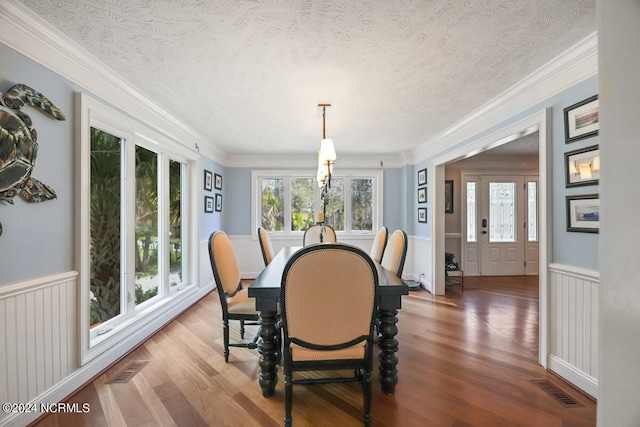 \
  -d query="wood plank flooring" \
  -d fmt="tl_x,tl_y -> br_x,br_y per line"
32,276 -> 596,426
